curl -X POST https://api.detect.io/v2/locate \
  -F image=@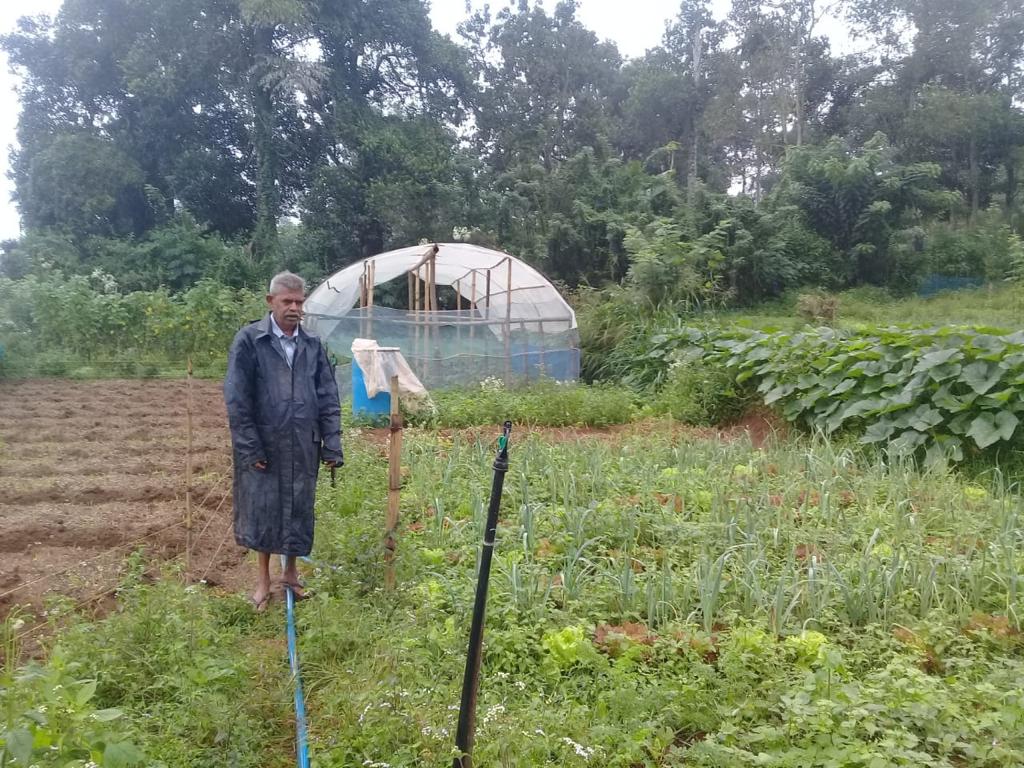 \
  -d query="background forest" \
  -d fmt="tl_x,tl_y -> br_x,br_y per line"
0,0 -> 1022,311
